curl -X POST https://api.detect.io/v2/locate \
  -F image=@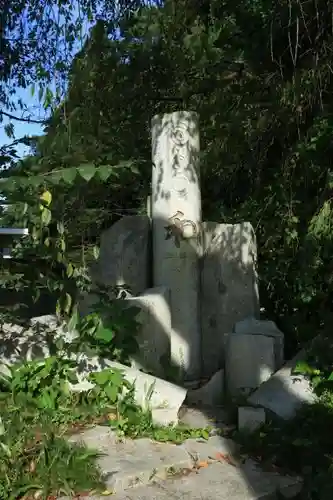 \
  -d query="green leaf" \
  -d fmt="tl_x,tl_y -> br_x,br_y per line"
30,84 -> 35,97
97,165 -> 113,181
78,164 -> 96,182
41,207 -> 52,226
311,376 -> 322,387
66,263 -> 74,277
4,123 -> 14,138
68,306 -> 79,331
0,442 -> 11,458
57,221 -> 65,234
0,416 -> 5,436
49,170 -> 65,185
107,369 -> 124,388
64,293 -> 72,315
93,245 -> 100,260
43,87 -> 53,109
21,202 -> 29,216
123,306 -> 141,320
104,384 -> 119,403
59,238 -> 66,252
200,429 -> 210,440
56,251 -> 63,263
40,190 -> 52,207
293,360 -> 317,376
92,370 -> 111,386
95,325 -> 114,342
61,168 -> 78,184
